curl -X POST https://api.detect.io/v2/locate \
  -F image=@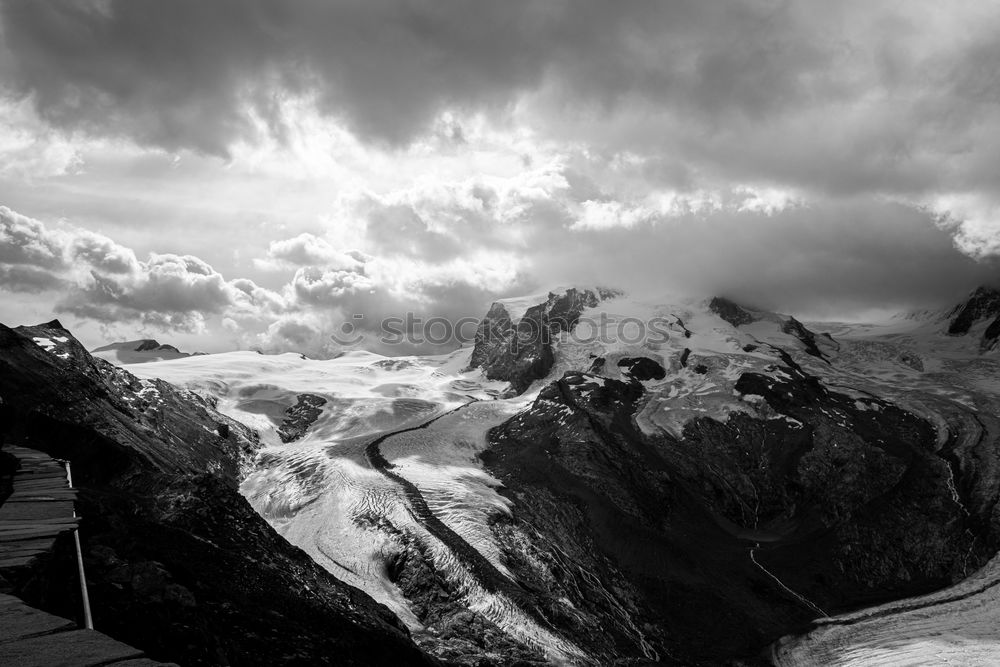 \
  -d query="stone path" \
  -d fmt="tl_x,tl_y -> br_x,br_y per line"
0,445 -> 175,666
